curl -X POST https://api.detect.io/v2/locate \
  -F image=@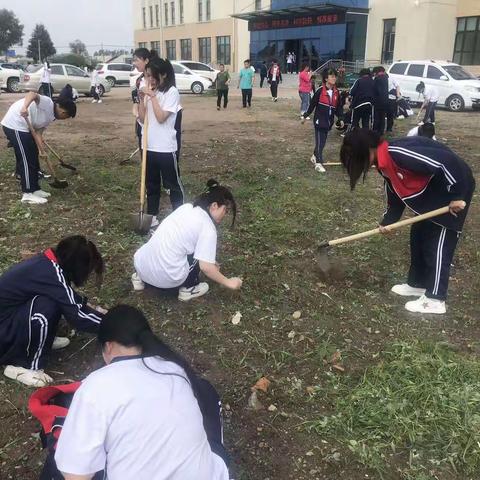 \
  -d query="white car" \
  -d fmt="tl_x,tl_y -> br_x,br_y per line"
96,63 -> 134,87
21,63 -> 111,96
388,60 -> 480,111
0,65 -> 24,93
129,62 -> 212,94
176,61 -> 219,83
